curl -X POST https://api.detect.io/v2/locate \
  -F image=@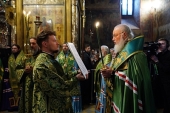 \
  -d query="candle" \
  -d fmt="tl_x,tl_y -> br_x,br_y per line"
36,5 -> 39,14
95,22 -> 99,28
23,10 -> 26,16
36,16 -> 40,21
95,21 -> 104,66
